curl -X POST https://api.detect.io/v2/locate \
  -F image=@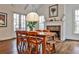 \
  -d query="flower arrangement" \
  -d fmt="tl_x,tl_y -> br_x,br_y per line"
26,22 -> 37,31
